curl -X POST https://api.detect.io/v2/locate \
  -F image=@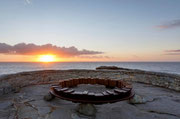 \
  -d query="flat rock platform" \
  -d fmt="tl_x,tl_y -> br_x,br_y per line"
0,68 -> 180,119
0,82 -> 180,119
